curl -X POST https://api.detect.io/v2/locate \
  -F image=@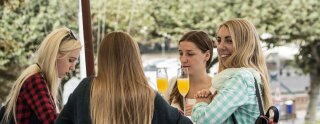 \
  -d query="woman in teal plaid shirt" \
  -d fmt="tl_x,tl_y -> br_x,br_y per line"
191,19 -> 272,124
